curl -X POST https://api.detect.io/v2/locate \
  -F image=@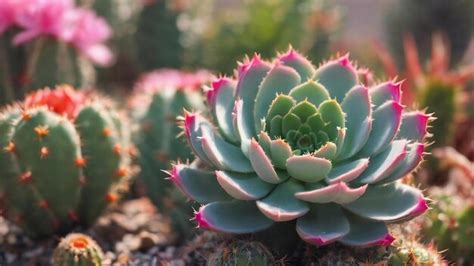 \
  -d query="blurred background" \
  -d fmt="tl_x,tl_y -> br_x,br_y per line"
2,0 -> 473,94
0,0 -> 473,264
